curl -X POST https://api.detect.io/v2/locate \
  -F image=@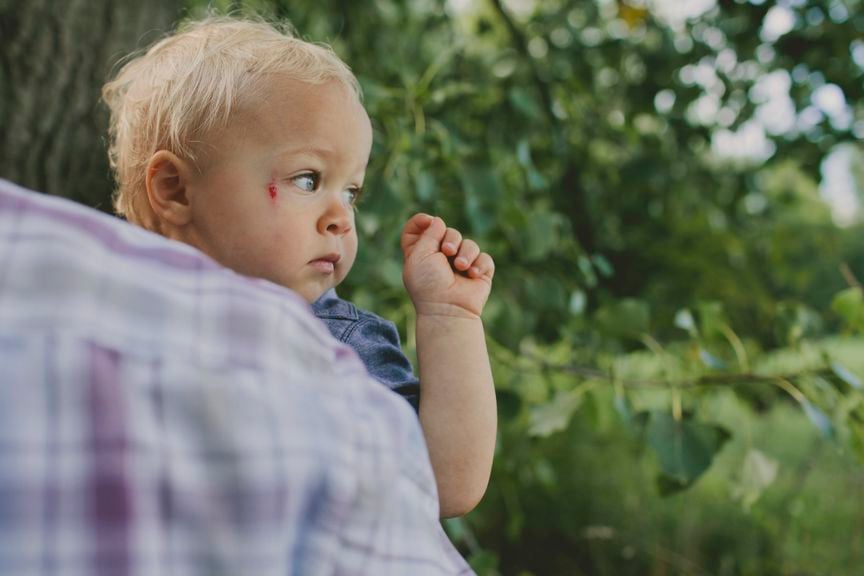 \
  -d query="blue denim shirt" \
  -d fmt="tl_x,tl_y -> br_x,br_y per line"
313,290 -> 420,412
